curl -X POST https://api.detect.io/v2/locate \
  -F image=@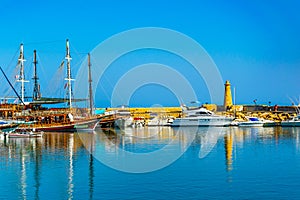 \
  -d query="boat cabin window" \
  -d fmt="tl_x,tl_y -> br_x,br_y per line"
195,111 -> 211,115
